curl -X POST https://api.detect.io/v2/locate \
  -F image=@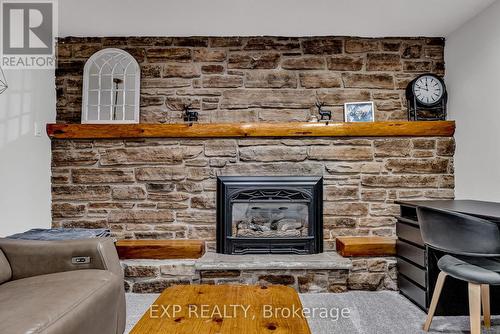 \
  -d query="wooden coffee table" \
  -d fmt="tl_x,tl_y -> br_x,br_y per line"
130,285 -> 311,334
